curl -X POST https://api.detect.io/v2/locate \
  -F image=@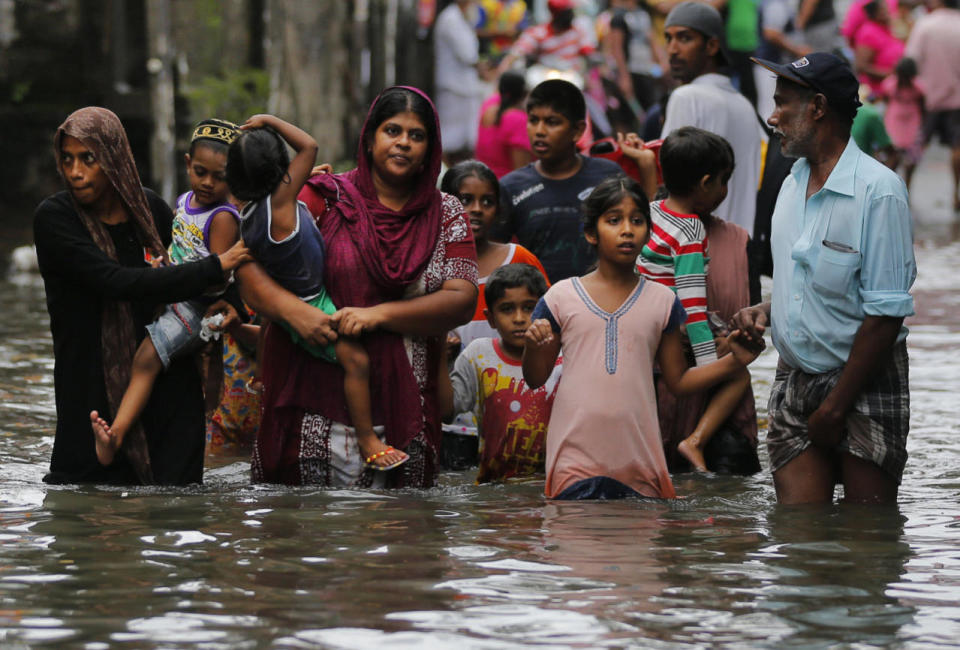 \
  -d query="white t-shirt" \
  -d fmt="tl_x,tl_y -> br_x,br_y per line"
661,73 -> 766,236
